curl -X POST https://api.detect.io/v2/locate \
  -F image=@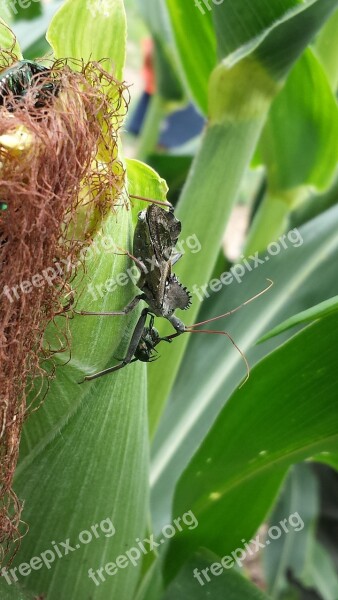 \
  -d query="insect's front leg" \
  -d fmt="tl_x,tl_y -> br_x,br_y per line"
81,309 -> 149,382
115,248 -> 149,275
158,315 -> 187,344
76,294 -> 146,317
171,252 -> 183,266
167,314 -> 186,334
